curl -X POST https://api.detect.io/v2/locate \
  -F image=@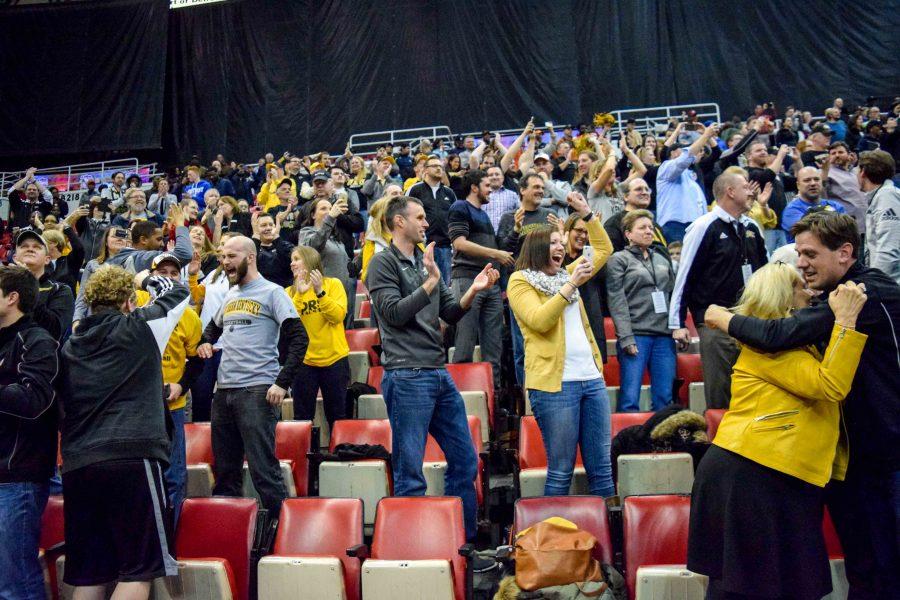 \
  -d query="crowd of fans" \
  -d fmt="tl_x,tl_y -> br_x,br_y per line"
1,95 -> 899,600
